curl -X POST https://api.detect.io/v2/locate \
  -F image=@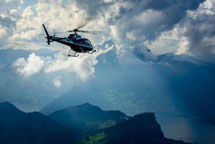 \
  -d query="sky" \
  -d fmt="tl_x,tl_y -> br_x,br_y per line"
0,0 -> 215,121
1,0 -> 215,143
